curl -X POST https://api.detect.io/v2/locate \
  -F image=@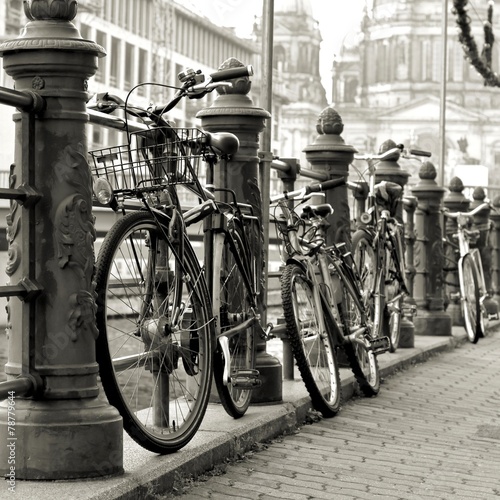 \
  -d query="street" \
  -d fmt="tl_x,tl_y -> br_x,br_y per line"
174,329 -> 500,499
